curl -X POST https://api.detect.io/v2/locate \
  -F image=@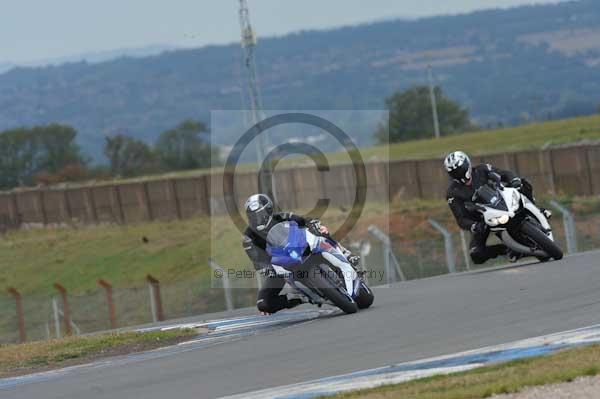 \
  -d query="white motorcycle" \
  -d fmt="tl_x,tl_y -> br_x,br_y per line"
265,221 -> 374,314
465,175 -> 563,262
